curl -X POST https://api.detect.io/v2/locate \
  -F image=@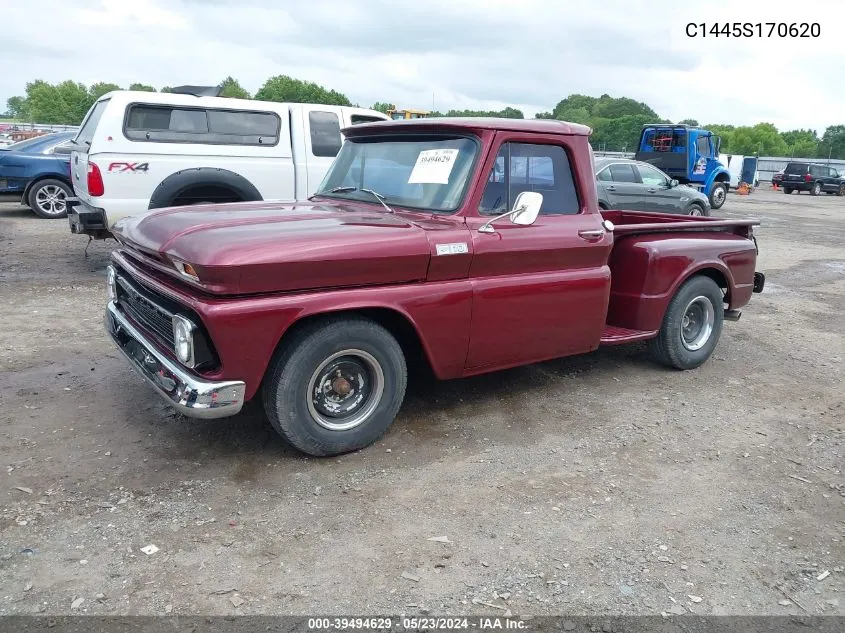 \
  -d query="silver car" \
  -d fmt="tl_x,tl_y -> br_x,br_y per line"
595,157 -> 711,216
